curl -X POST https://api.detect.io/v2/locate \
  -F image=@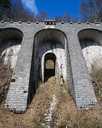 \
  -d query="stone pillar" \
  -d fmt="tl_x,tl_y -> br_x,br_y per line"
5,30 -> 35,112
66,30 -> 97,109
